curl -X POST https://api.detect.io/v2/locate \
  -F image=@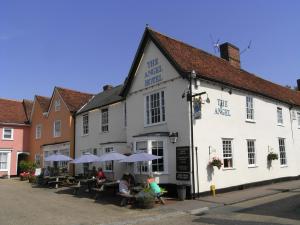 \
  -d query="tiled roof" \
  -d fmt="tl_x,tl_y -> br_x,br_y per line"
22,99 -> 34,121
77,85 -> 124,115
0,98 -> 29,124
35,95 -> 51,113
122,28 -> 300,106
56,87 -> 93,113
